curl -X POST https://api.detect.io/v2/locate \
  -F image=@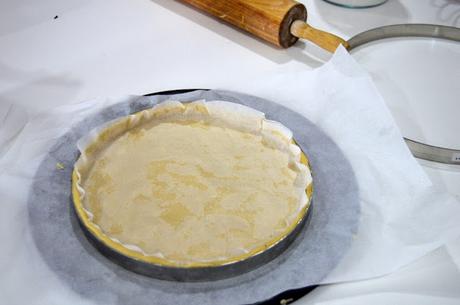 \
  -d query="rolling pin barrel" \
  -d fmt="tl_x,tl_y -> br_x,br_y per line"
180,0 -> 307,48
